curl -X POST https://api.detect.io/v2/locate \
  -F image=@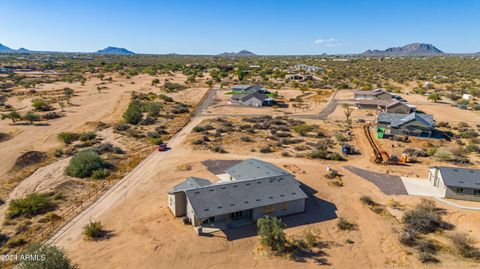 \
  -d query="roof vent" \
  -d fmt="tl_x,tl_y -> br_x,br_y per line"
195,191 -> 200,194
257,181 -> 262,184
230,203 -> 235,206
280,194 -> 285,197
217,206 -> 222,209
204,209 -> 209,211
269,196 -> 273,199
209,189 -> 214,192
221,187 -> 226,189
233,185 -> 238,188
454,169 -> 458,172
256,199 -> 261,201
292,192 -> 296,195
246,183 -> 251,186
244,201 -> 249,204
